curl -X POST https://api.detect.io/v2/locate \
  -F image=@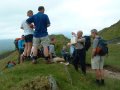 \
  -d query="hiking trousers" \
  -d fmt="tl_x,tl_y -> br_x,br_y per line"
73,48 -> 86,74
63,53 -> 70,63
